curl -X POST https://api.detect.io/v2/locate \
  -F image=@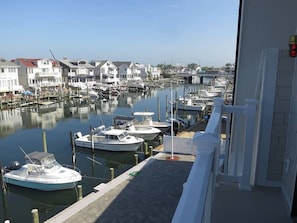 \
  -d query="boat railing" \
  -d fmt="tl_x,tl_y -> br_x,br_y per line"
172,97 -> 258,223
62,164 -> 81,174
